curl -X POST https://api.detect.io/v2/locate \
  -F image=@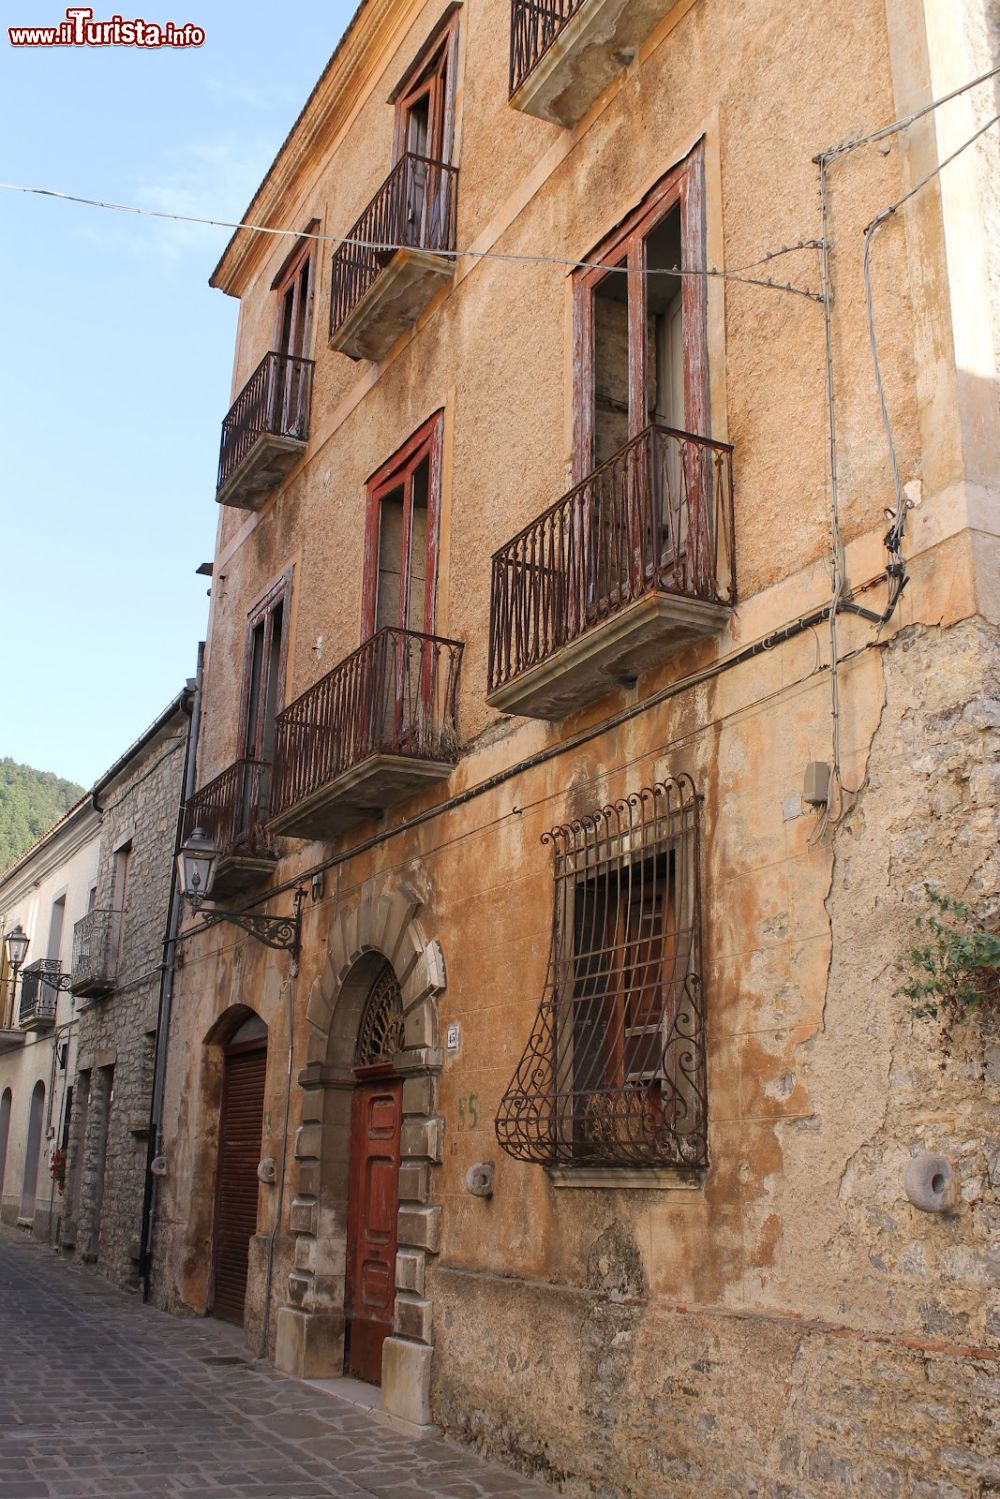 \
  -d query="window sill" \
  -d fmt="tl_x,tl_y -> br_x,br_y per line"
546,1166 -> 705,1190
